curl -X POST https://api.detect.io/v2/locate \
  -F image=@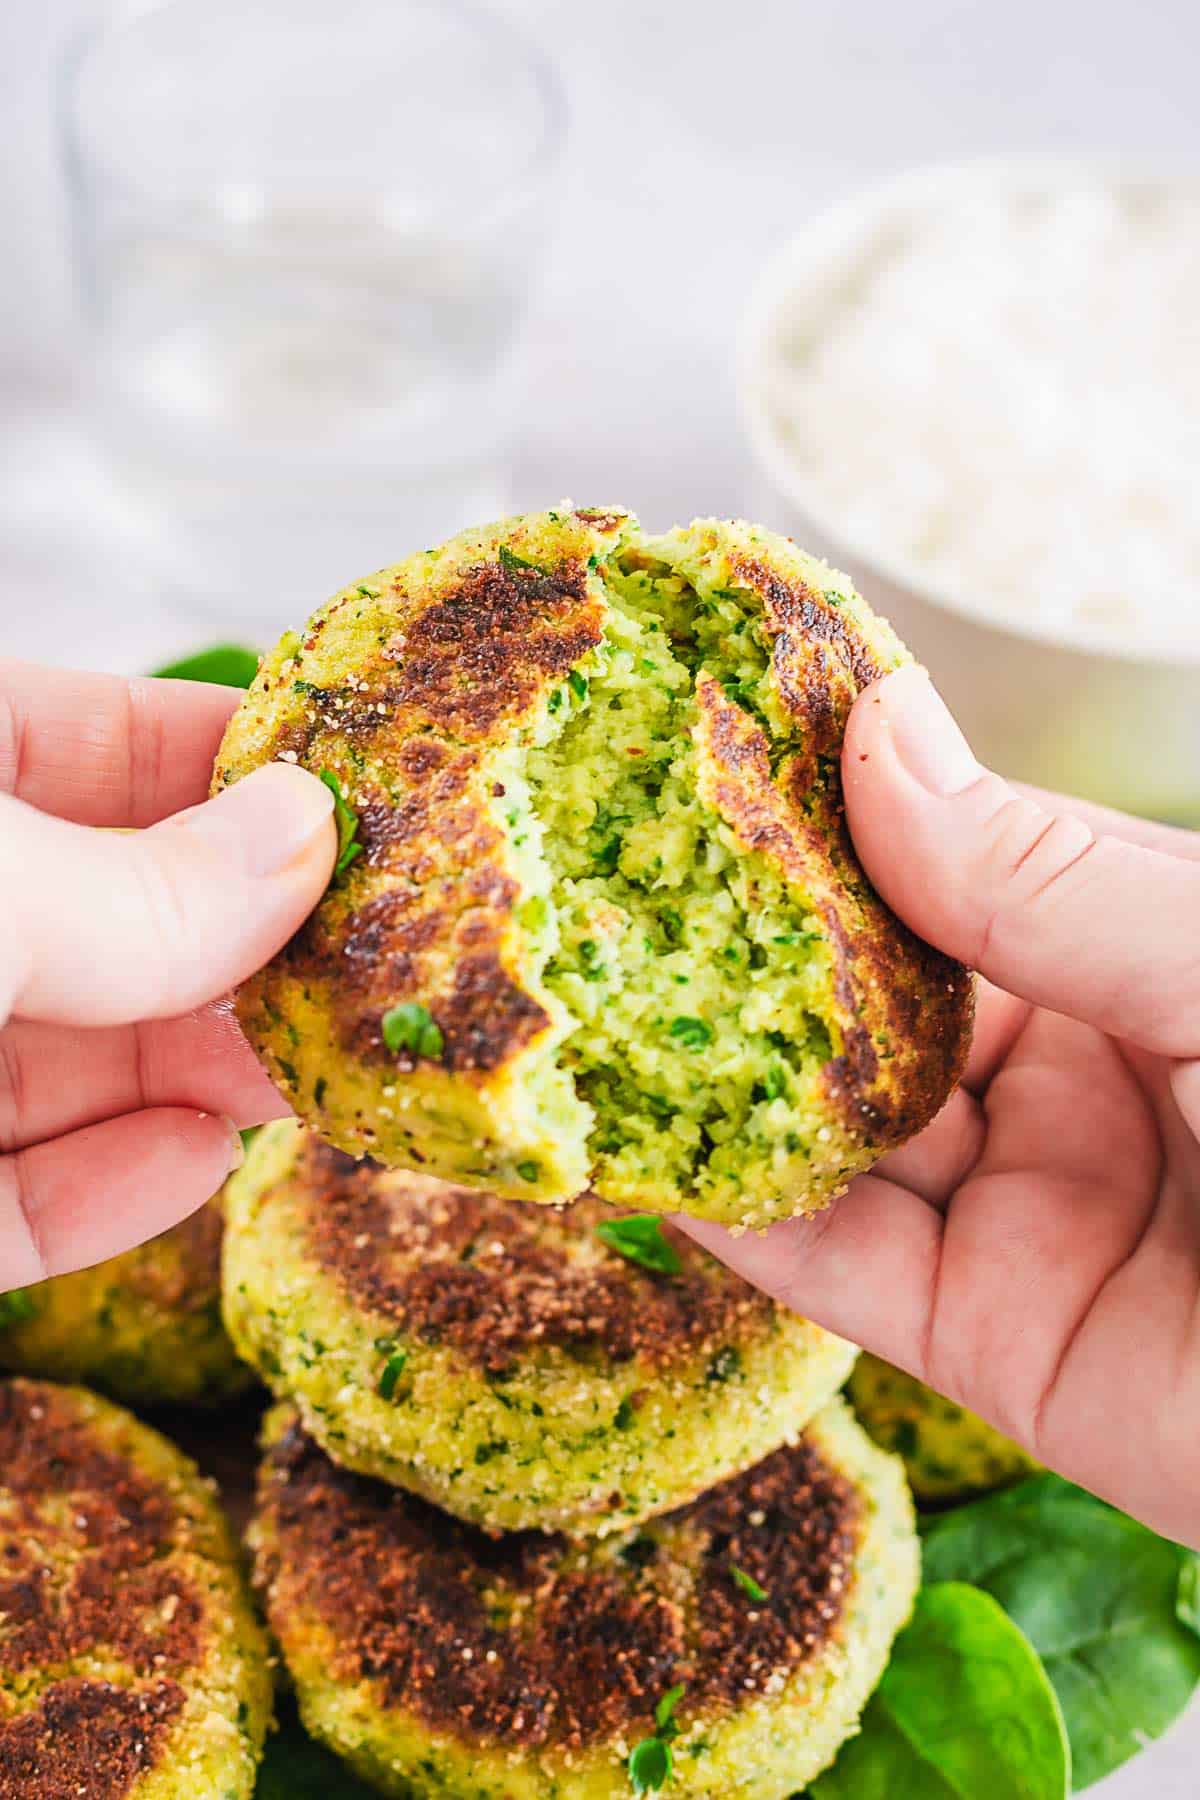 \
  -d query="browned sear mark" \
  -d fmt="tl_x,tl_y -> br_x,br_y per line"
256,1418 -> 858,1750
